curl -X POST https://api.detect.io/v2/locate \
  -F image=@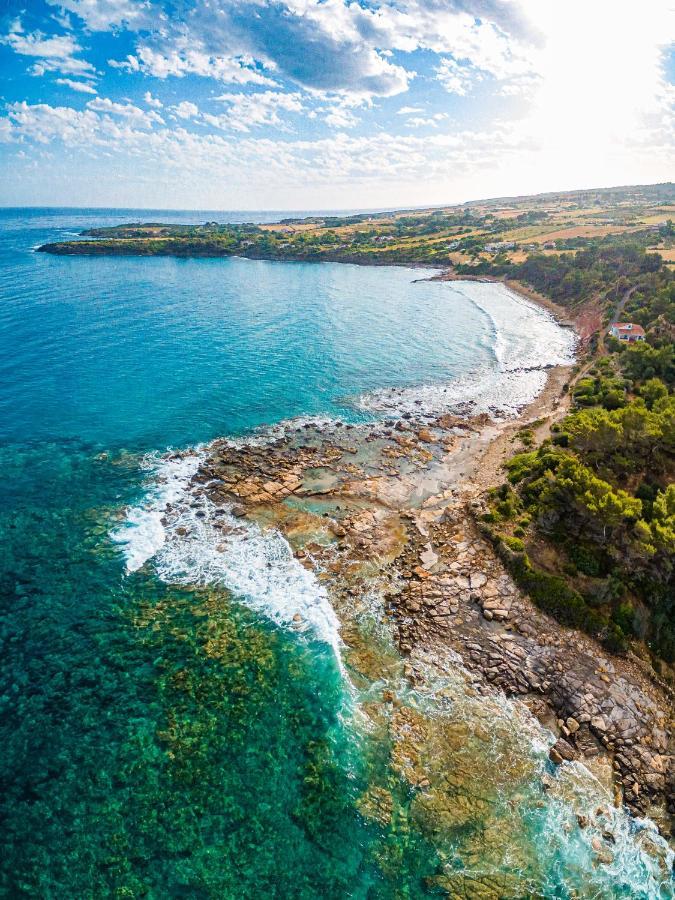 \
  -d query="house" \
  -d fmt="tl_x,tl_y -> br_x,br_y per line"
609,322 -> 645,342
484,241 -> 515,252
